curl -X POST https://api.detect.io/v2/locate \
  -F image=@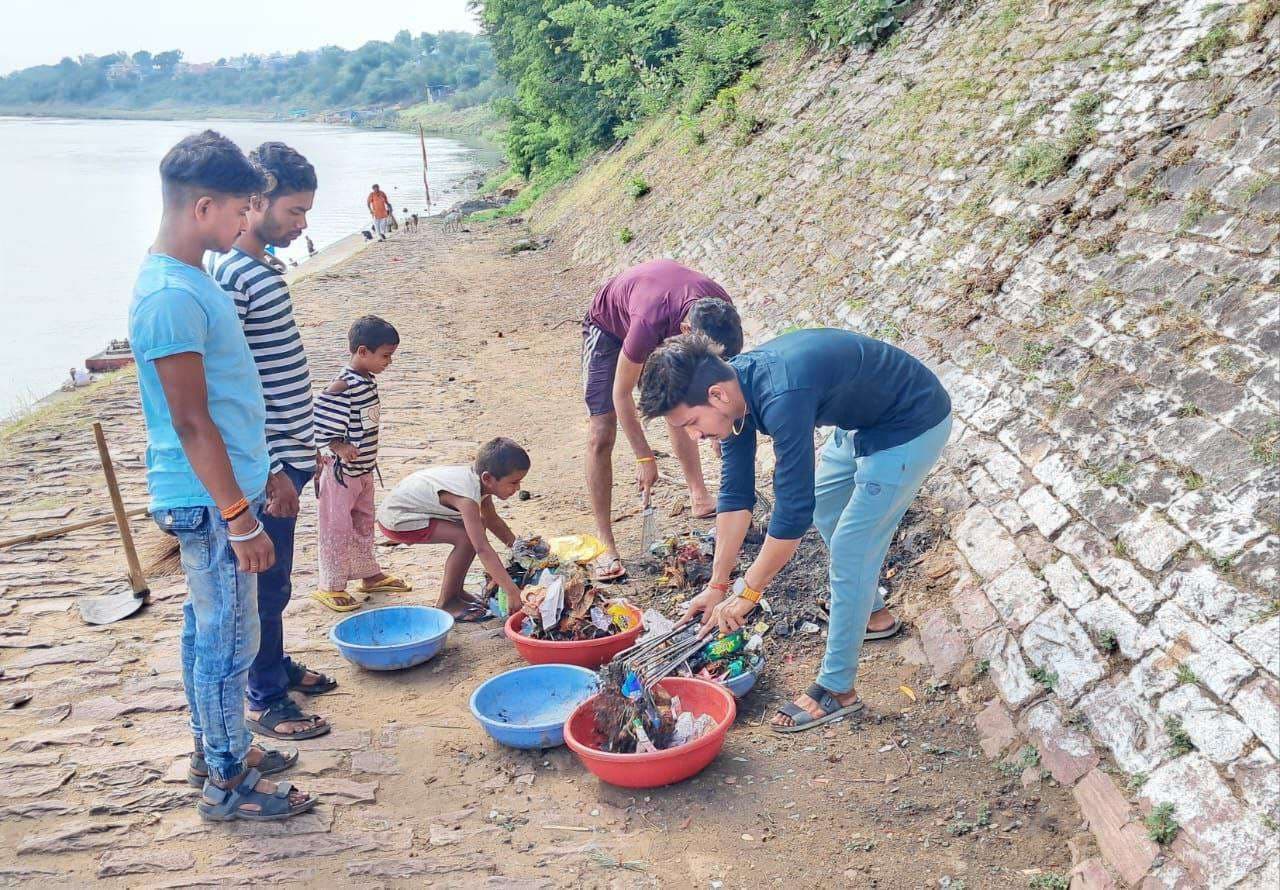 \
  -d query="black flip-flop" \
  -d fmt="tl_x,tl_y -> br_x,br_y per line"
865,617 -> 903,641
246,697 -> 331,741
771,683 -> 864,734
286,660 -> 338,695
